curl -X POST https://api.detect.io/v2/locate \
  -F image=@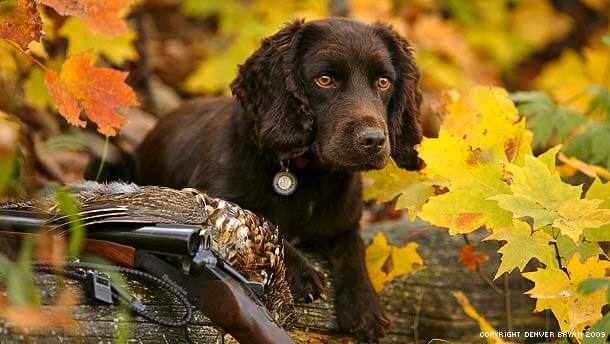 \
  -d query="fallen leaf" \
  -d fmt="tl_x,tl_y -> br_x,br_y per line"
44,53 -> 139,136
365,233 -> 424,292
